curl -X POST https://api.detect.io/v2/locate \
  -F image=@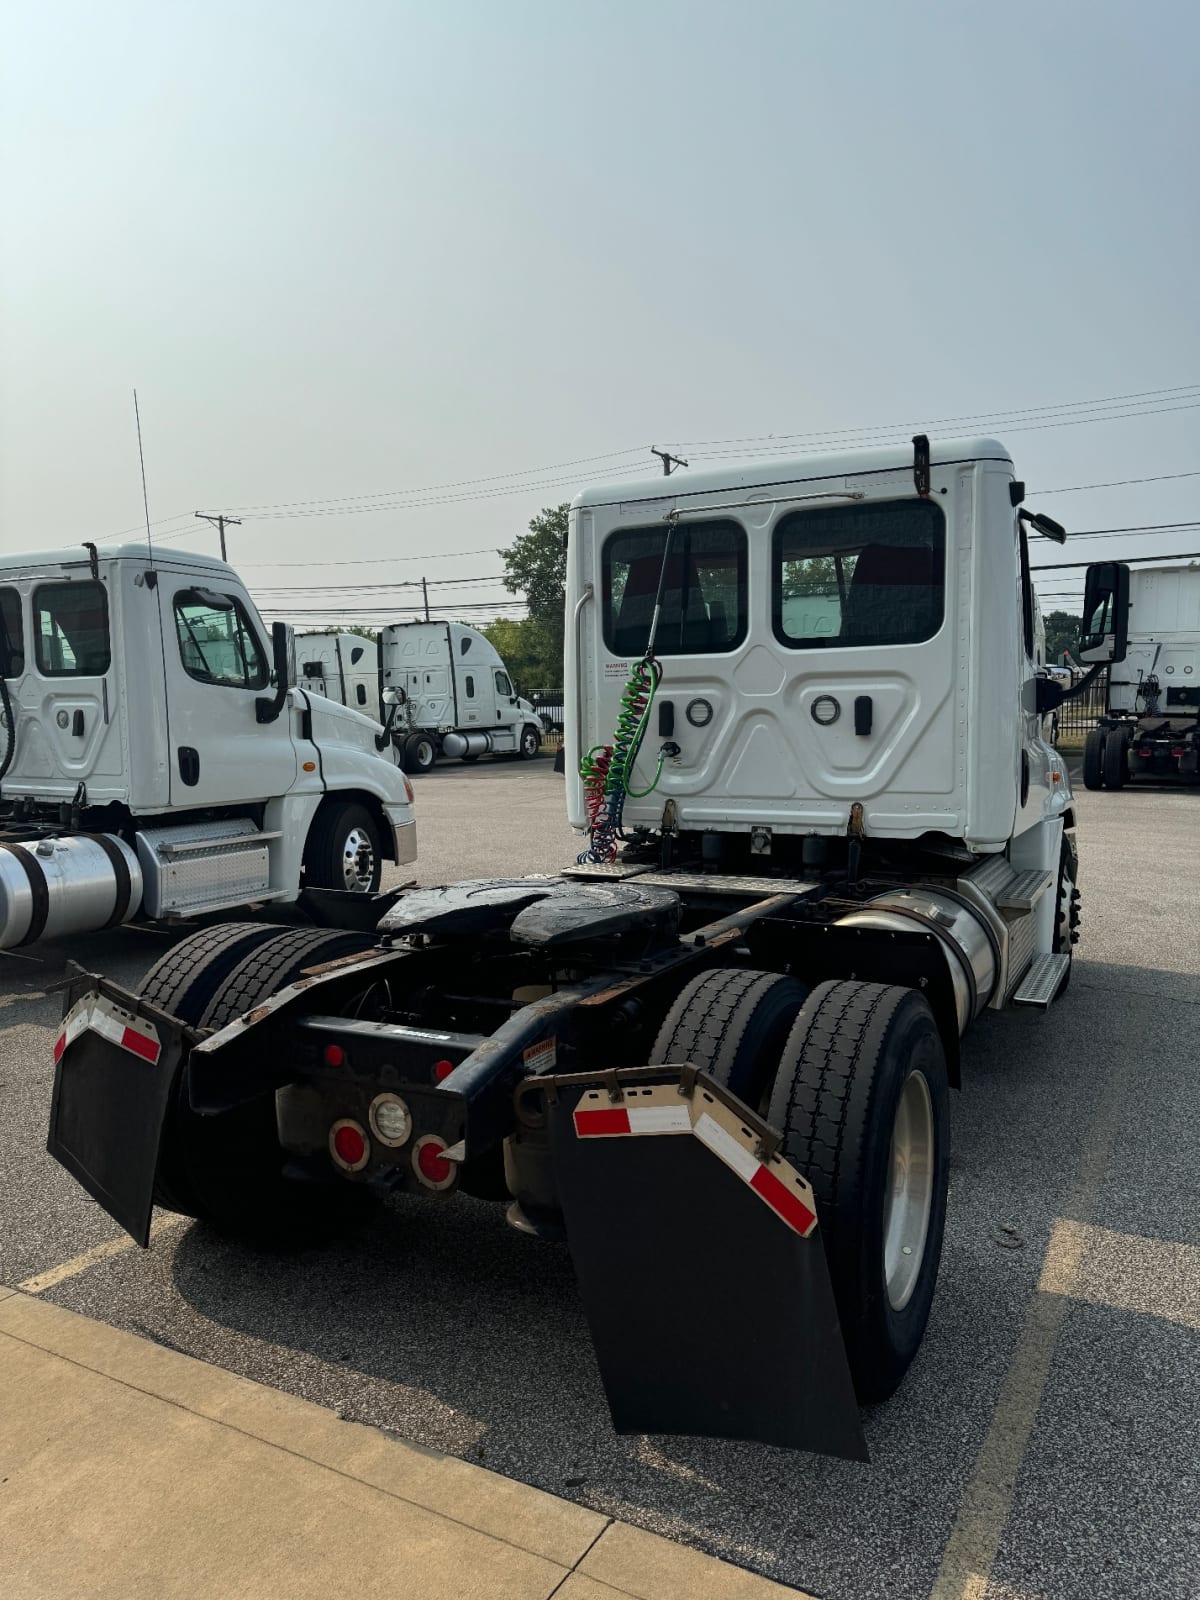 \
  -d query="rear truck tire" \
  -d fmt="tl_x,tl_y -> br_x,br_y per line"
303,800 -> 382,894
518,724 -> 541,760
148,926 -> 379,1241
404,733 -> 437,774
1082,728 -> 1105,790
766,979 -> 950,1404
1052,831 -> 1081,998
650,968 -> 808,1111
1102,727 -> 1129,789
